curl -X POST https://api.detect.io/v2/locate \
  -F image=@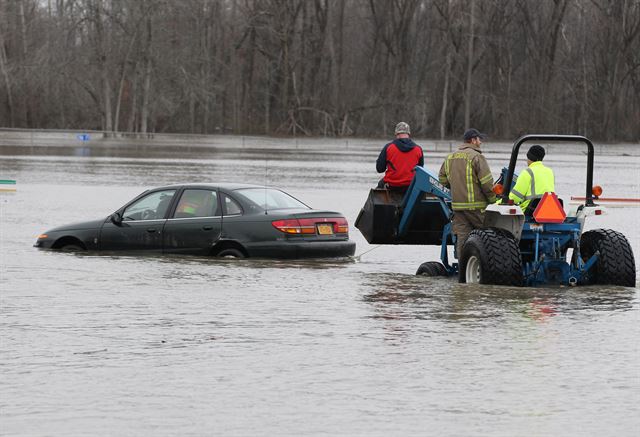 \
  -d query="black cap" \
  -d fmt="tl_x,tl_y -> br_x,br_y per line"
527,145 -> 545,161
463,128 -> 488,141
